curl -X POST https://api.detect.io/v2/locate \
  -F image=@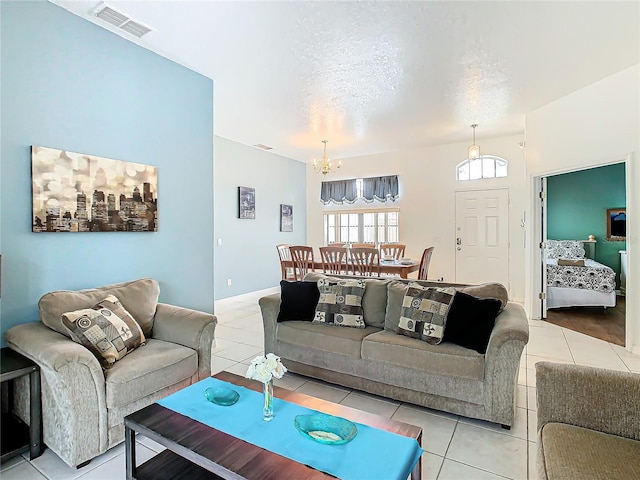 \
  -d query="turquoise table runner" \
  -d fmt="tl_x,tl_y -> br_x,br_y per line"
157,377 -> 423,480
